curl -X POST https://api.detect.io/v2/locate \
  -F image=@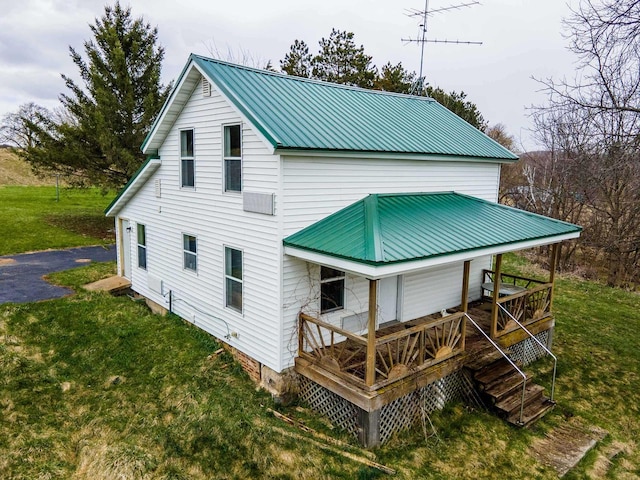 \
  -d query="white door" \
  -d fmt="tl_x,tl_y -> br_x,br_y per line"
121,219 -> 132,279
378,276 -> 399,324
